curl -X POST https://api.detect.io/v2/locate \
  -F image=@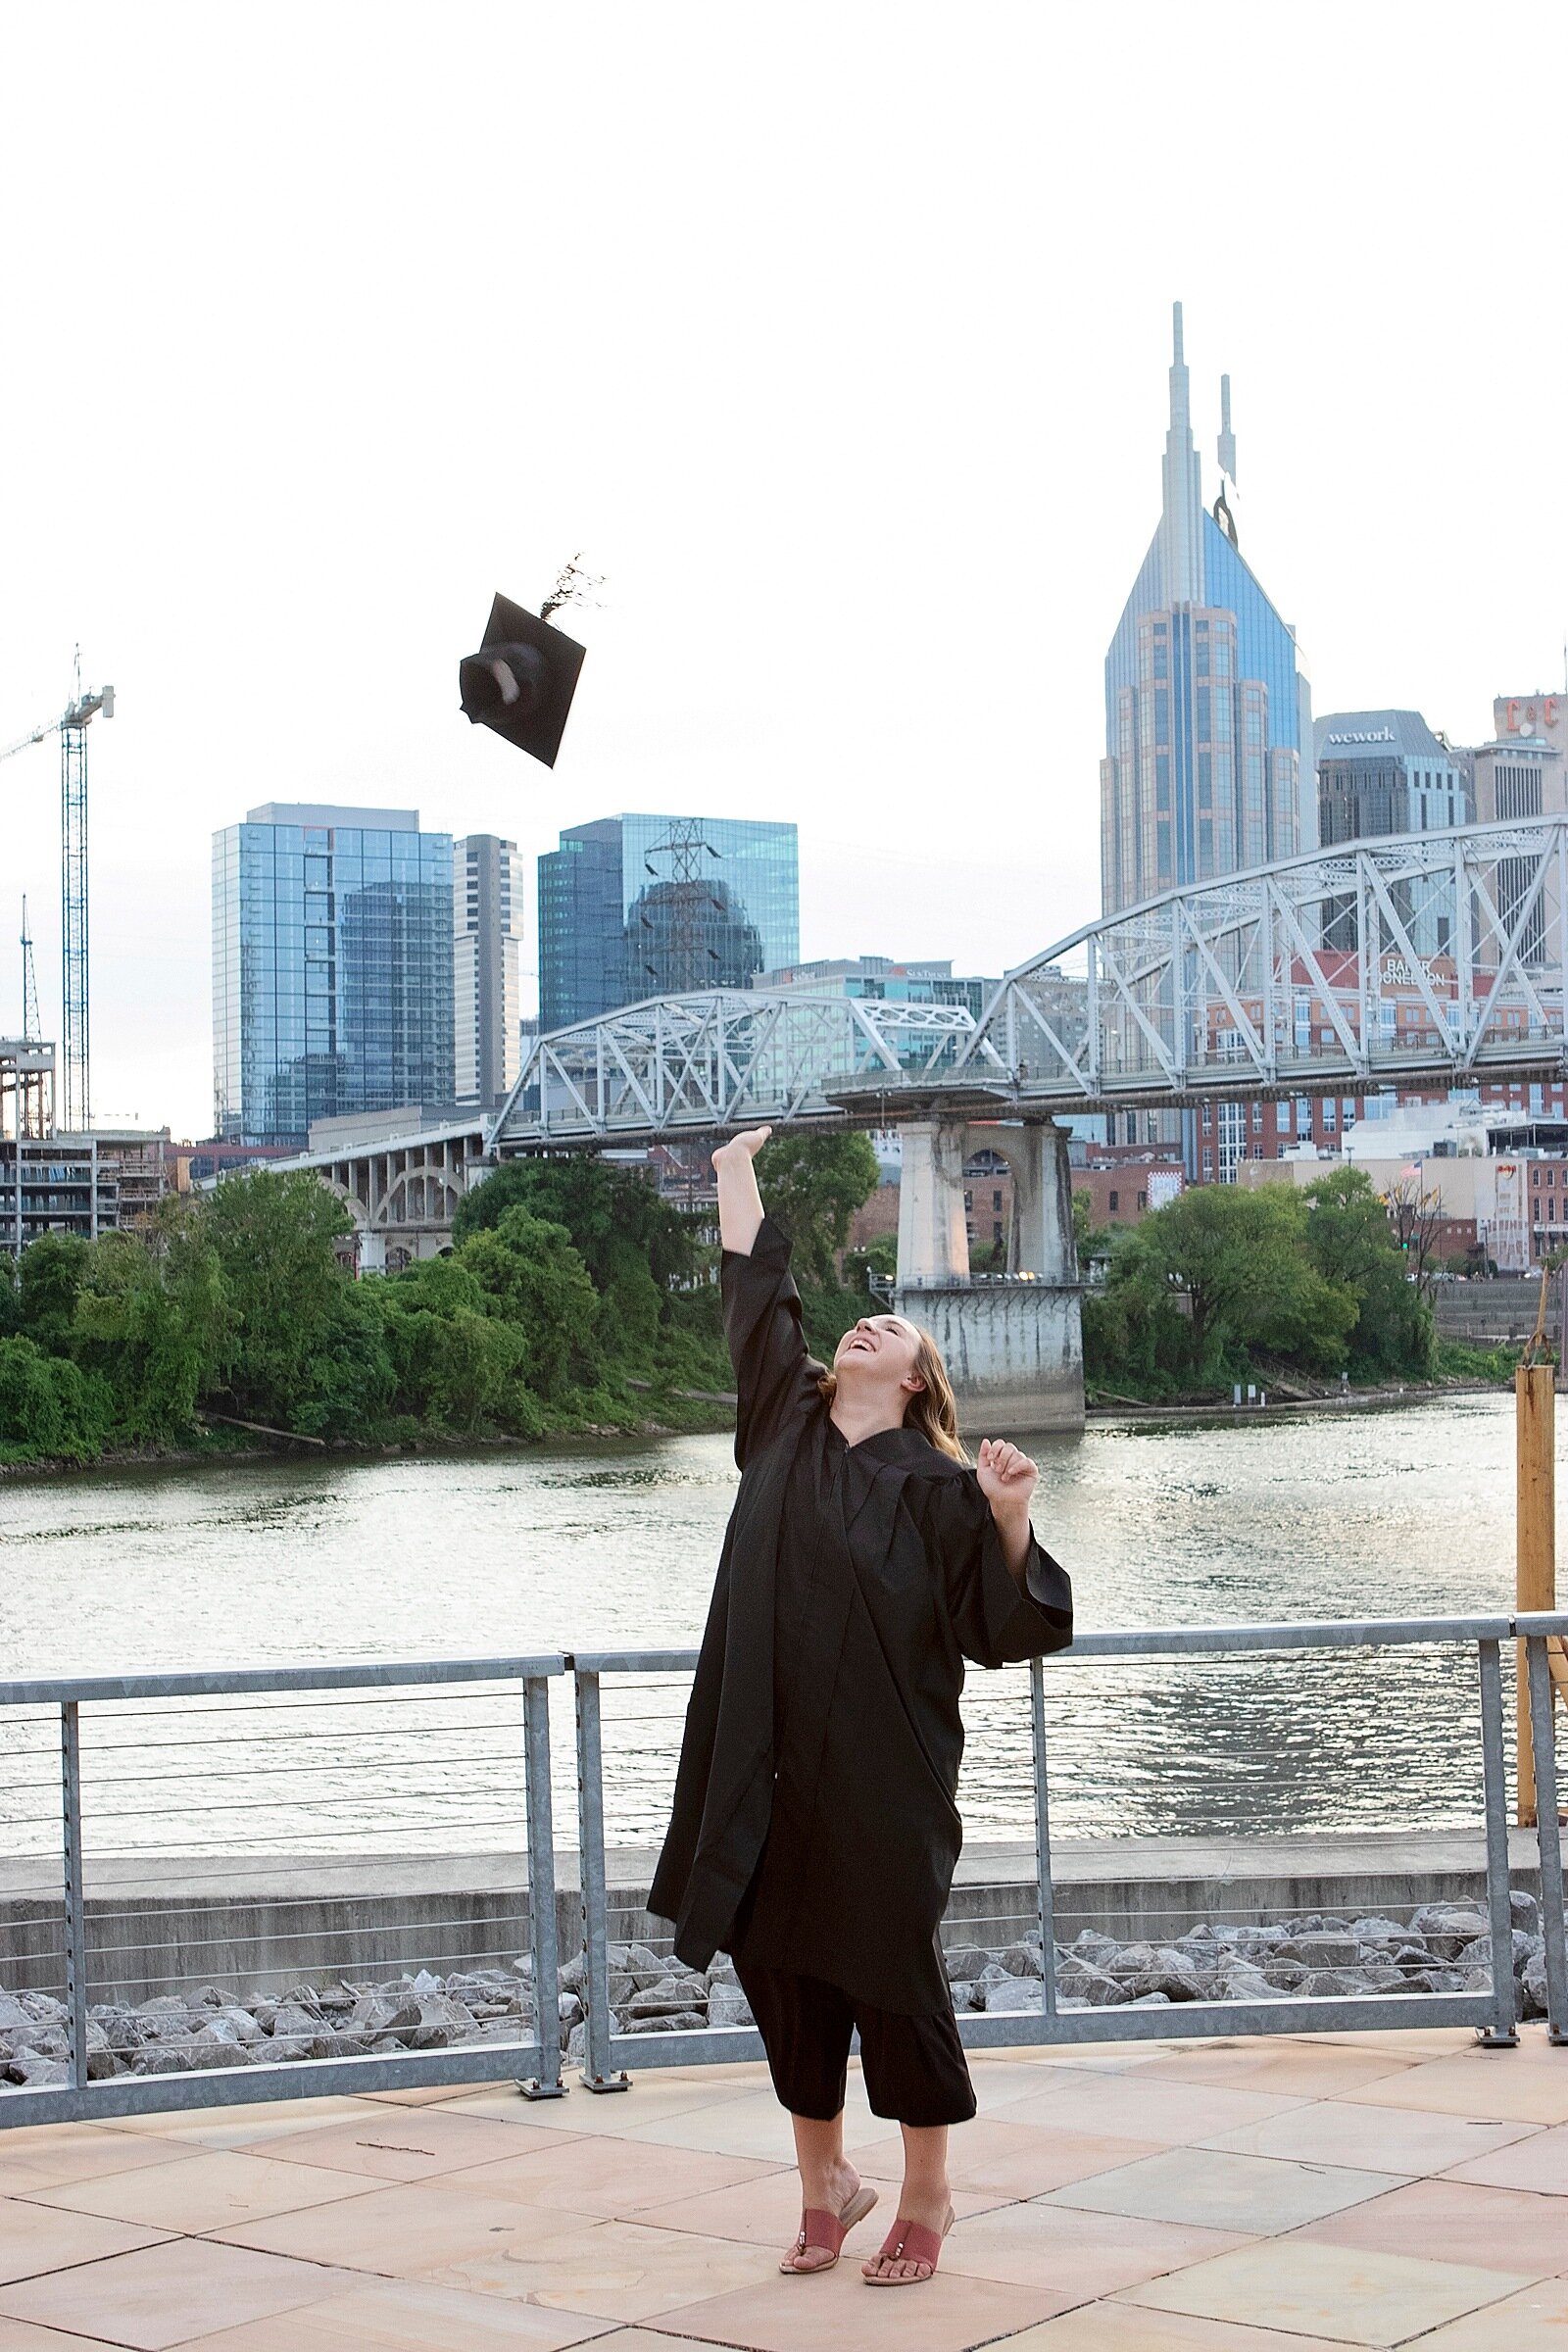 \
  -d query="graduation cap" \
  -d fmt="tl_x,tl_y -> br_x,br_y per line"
458,591 -> 586,768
